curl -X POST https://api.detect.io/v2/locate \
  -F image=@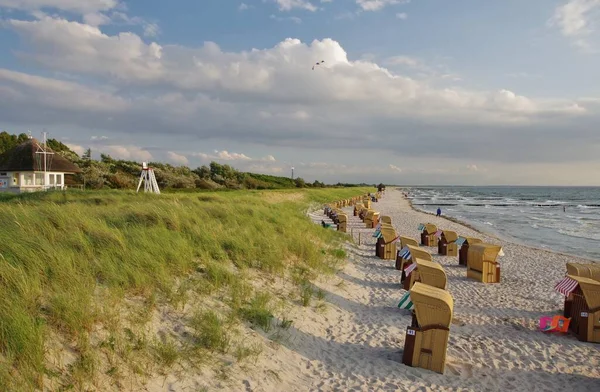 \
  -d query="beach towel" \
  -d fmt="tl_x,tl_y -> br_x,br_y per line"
554,276 -> 579,296
398,246 -> 411,260
397,291 -> 414,310
404,262 -> 417,277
